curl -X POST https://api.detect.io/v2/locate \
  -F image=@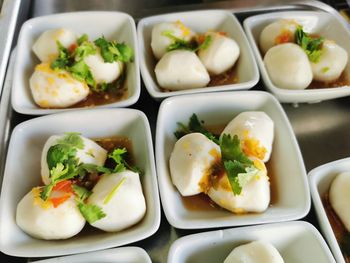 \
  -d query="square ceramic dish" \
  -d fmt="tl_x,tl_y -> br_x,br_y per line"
244,11 -> 350,103
156,91 -> 310,229
12,11 -> 140,115
168,221 -> 335,263
0,109 -> 160,257
309,157 -> 350,263
34,247 -> 151,263
137,10 -> 259,100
